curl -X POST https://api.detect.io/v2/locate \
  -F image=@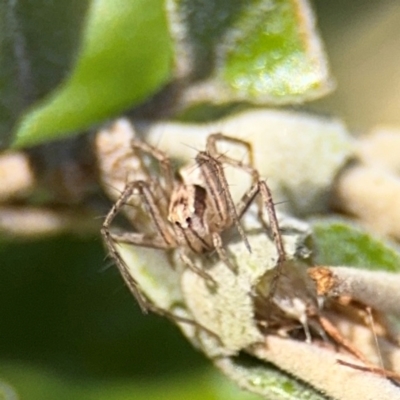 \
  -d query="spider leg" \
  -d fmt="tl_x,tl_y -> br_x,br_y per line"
105,228 -> 221,340
111,231 -> 172,249
235,180 -> 287,296
145,304 -> 223,345
179,250 -> 217,286
206,133 -> 257,179
195,151 -> 252,253
235,180 -> 286,257
205,133 -> 286,260
103,182 -> 222,340
105,232 -> 221,342
131,138 -> 174,195
102,226 -> 149,312
257,180 -> 287,296
257,181 -> 286,264
102,180 -> 176,312
205,133 -> 286,296
211,232 -> 238,273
